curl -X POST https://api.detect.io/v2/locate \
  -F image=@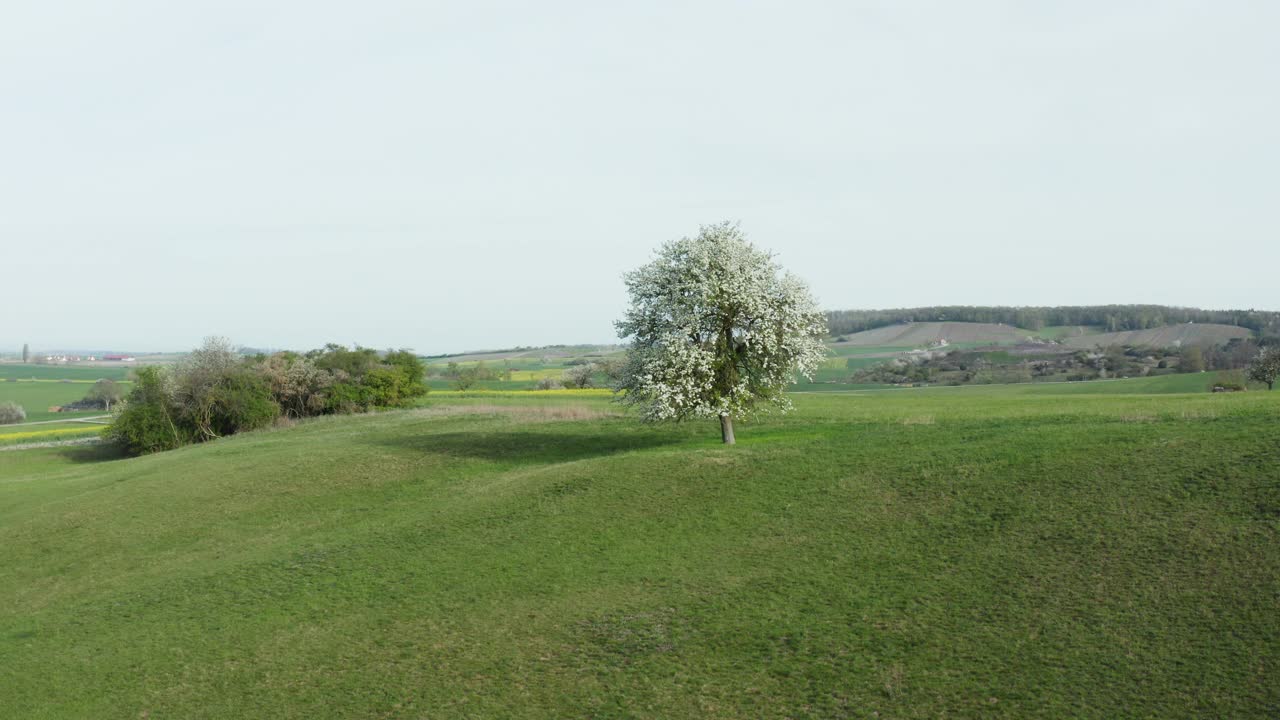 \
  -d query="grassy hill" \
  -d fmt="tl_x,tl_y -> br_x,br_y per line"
2,385 -> 1277,717
1063,323 -> 1251,349
426,345 -> 623,364
833,322 -> 1252,352
833,322 -> 1035,347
